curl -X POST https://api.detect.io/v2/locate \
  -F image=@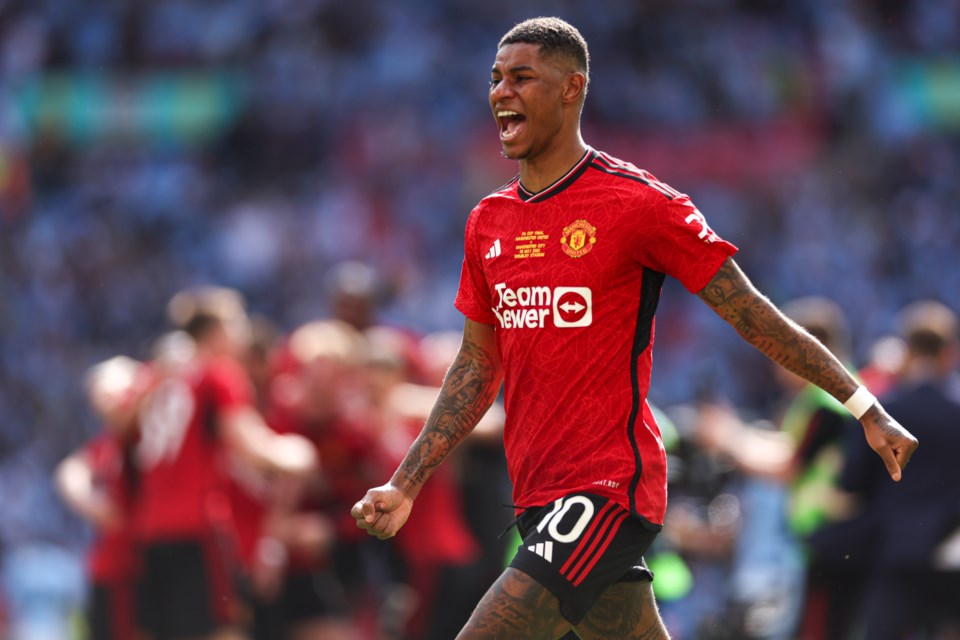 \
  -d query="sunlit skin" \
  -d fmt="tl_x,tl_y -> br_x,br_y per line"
489,42 -> 588,193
